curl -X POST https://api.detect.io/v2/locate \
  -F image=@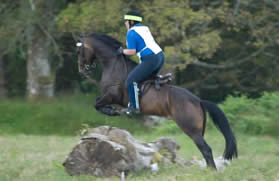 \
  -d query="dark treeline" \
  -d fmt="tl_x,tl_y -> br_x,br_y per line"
0,0 -> 278,102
